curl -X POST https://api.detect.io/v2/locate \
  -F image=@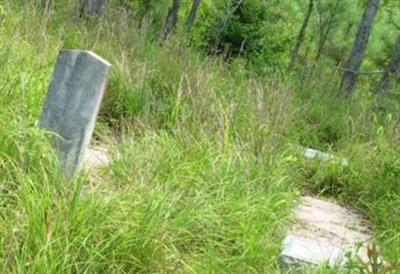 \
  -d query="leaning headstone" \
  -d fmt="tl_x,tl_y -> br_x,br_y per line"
40,50 -> 111,180
280,196 -> 372,269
